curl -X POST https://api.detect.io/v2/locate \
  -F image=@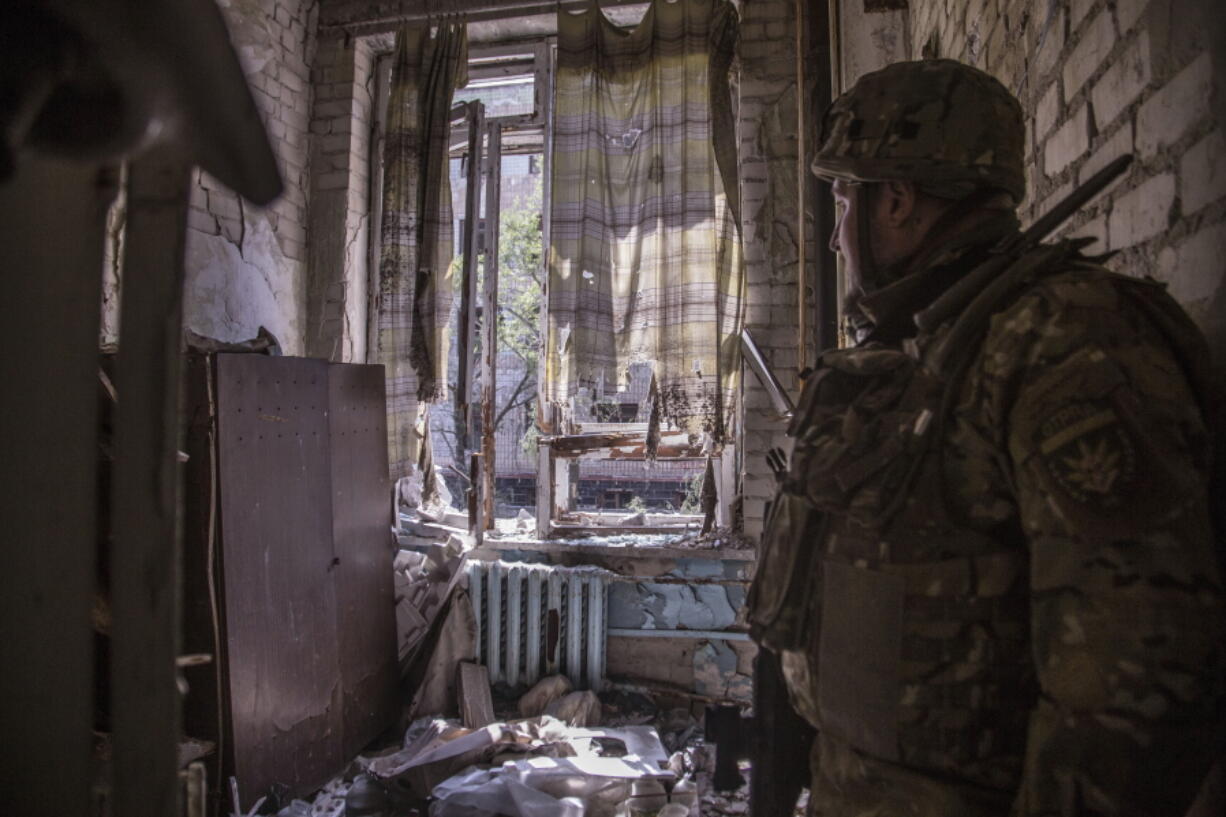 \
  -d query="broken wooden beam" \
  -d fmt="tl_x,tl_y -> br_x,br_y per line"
544,430 -> 706,460
548,524 -> 699,538
456,661 -> 495,729
479,123 -> 501,533
110,145 -> 193,817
